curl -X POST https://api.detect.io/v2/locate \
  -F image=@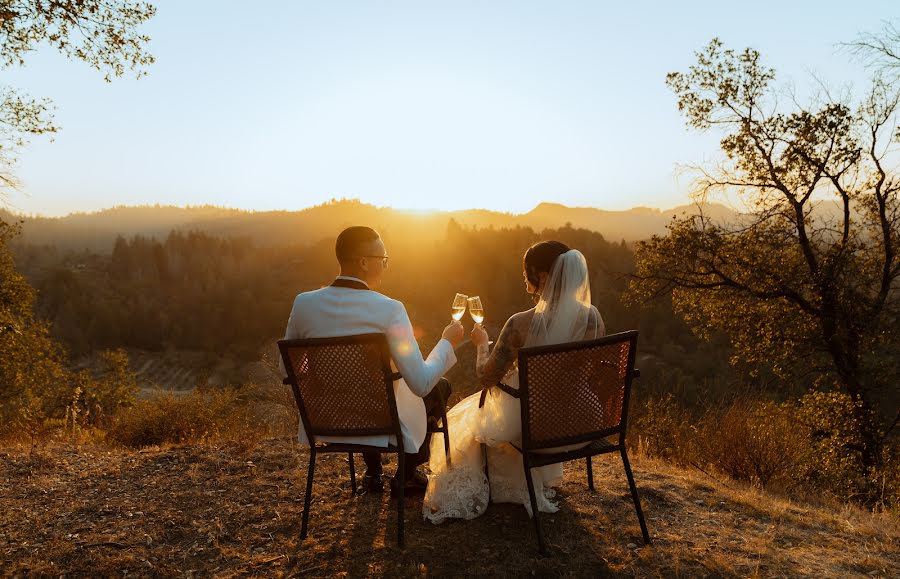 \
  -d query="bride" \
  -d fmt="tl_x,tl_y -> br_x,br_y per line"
423,240 -> 605,523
